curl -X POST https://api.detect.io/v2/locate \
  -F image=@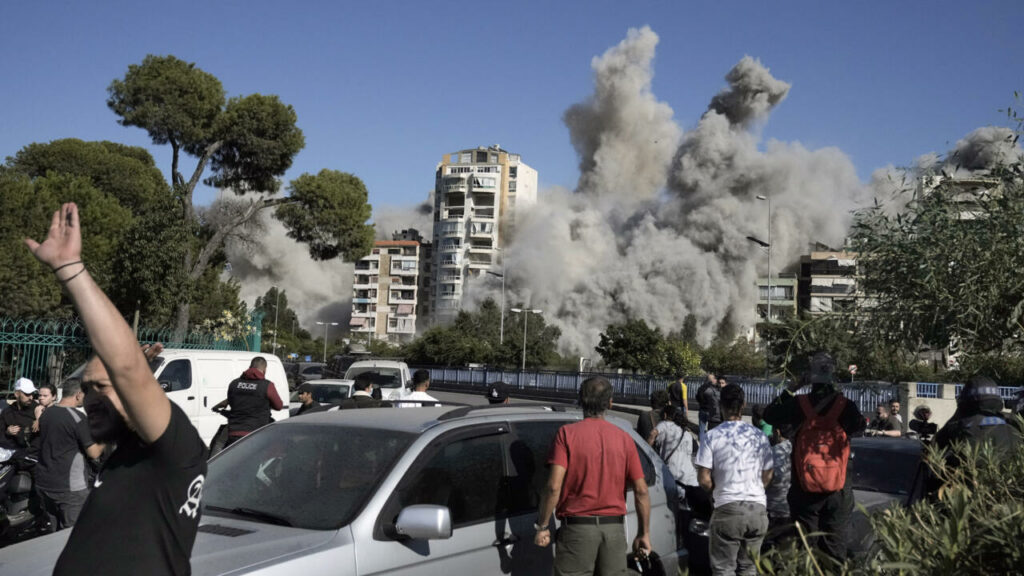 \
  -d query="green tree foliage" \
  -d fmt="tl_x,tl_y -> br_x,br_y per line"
276,169 -> 375,261
700,336 -> 766,377
851,163 -> 1024,362
0,170 -> 131,317
403,299 -> 561,368
106,55 -> 372,337
595,319 -> 702,377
